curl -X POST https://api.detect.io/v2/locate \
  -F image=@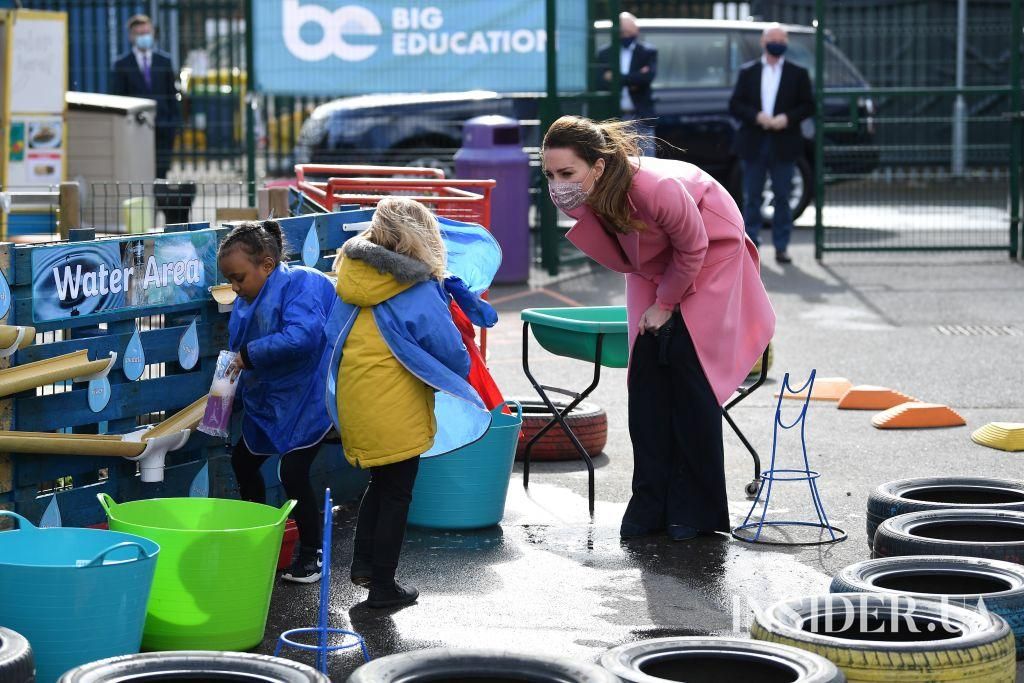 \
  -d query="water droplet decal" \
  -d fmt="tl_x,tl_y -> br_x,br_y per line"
40,495 -> 62,528
189,461 -> 209,498
0,270 -> 10,320
88,377 -> 111,412
302,223 -> 320,267
123,327 -> 146,381
178,318 -> 199,370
